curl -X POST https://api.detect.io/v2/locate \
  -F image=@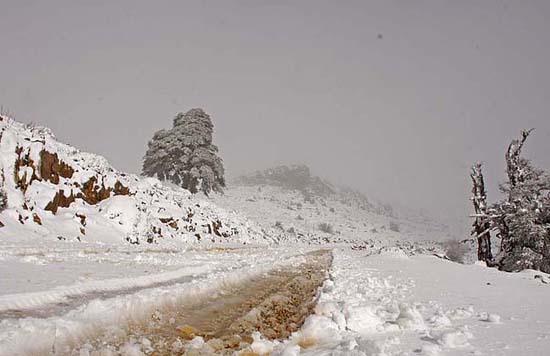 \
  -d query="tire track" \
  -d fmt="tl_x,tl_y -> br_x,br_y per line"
74,249 -> 332,355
